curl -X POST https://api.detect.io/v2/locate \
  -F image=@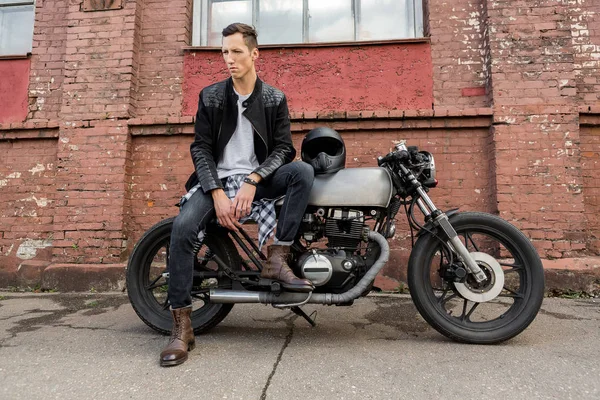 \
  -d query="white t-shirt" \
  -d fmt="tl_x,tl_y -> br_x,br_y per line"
216,89 -> 260,179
